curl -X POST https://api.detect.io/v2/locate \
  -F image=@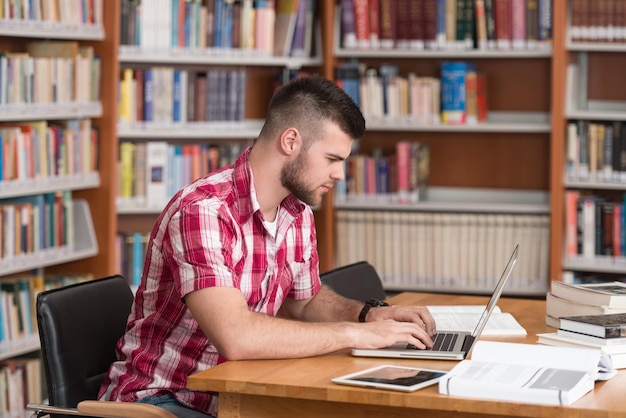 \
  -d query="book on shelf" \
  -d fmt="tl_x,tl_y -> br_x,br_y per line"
560,313 -> 626,339
353,0 -> 371,49
340,0 -> 358,49
405,0 -> 424,50
335,62 -> 362,107
438,341 -> 604,406
290,0 -> 315,57
474,0 -> 488,50
118,142 -> 135,201
564,190 -> 579,256
525,0 -> 539,48
464,68 -> 481,124
378,0 -> 397,49
494,0 -> 512,50
394,0 -> 409,49
145,141 -> 169,209
254,0 -> 276,54
440,61 -> 474,125
273,0 -> 300,56
366,0 -> 381,49
537,332 -> 626,369
420,0 -> 437,50
550,281 -> 626,309
427,305 -> 527,336
510,0 -> 526,50
455,0 -> 474,50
